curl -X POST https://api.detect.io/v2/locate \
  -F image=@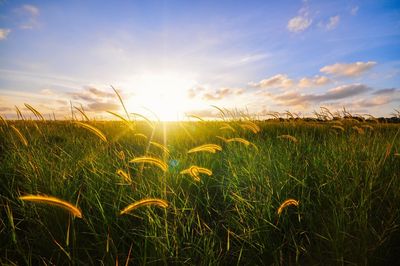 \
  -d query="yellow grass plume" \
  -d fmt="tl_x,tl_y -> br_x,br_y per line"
120,198 -> 168,215
149,141 -> 170,155
277,198 -> 299,215
188,144 -> 222,154
134,133 -> 148,140
10,125 -> 28,146
186,114 -> 204,121
131,113 -> 154,129
180,166 -> 213,181
361,124 -> 374,130
15,106 -> 24,120
219,123 -> 236,132
19,195 -> 82,218
129,156 -> 168,172
0,115 -> 8,126
107,110 -> 135,131
117,169 -> 132,183
331,125 -> 345,132
24,103 -> 44,121
74,106 -> 90,121
277,134 -> 298,143
75,122 -> 108,142
226,137 -> 250,146
240,121 -> 260,133
352,126 -> 364,135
